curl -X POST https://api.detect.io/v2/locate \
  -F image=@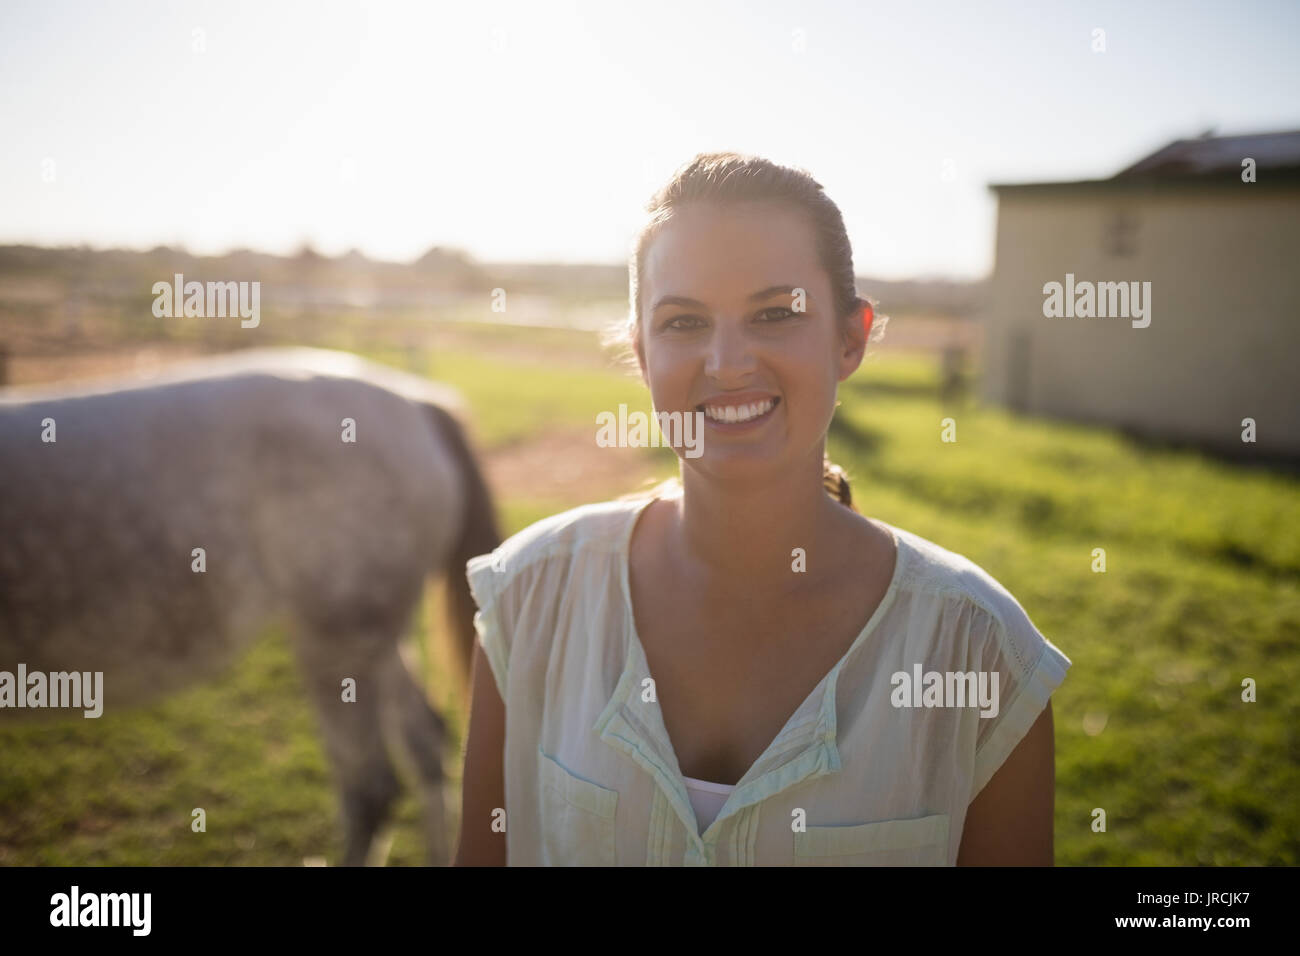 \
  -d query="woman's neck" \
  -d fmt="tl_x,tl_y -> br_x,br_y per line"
668,455 -> 855,598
